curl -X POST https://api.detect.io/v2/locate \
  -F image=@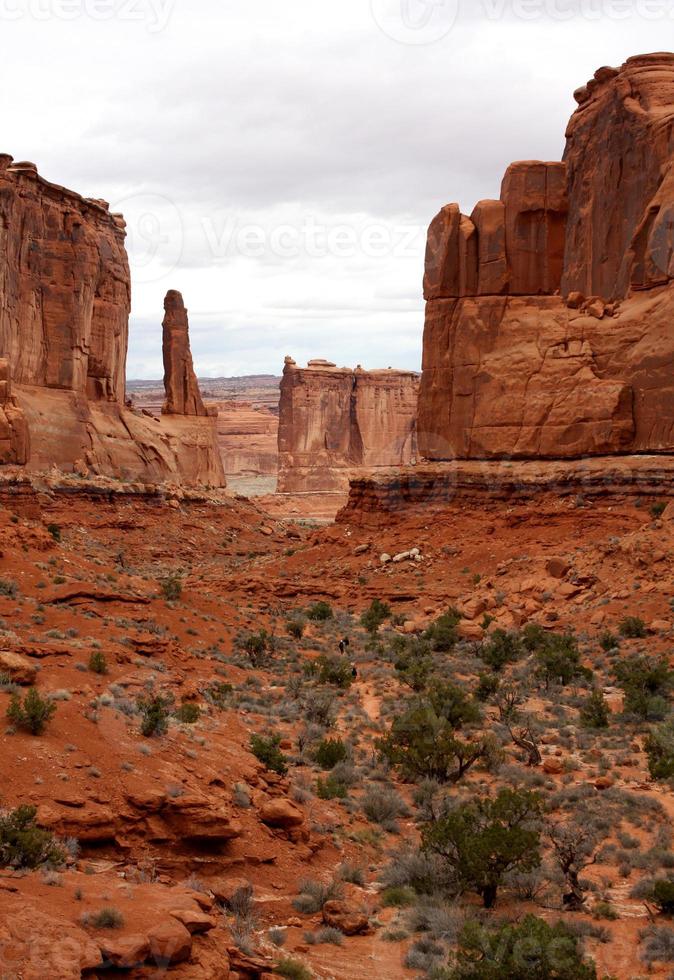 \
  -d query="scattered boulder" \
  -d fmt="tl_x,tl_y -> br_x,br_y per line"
546,558 -> 571,579
259,799 -> 304,829
147,919 -> 192,966
322,900 -> 370,936
0,650 -> 37,685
